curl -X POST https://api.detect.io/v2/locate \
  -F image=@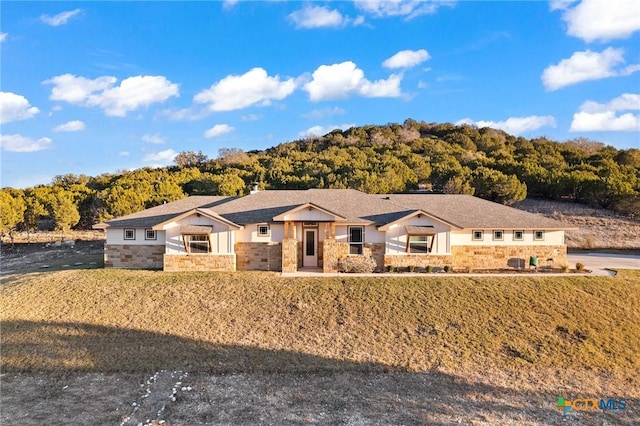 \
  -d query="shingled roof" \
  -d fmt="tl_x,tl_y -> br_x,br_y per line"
380,194 -> 568,229
95,190 -> 569,230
